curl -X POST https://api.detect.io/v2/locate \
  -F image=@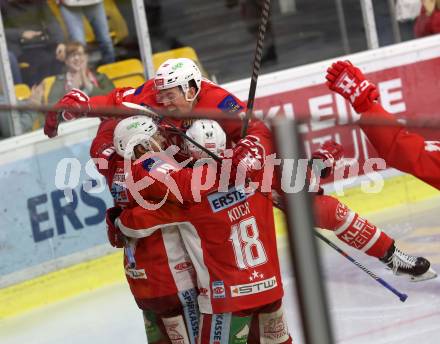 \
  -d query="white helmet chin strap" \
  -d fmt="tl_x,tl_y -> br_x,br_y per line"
182,82 -> 201,102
